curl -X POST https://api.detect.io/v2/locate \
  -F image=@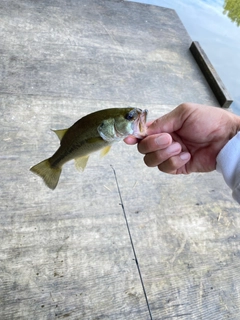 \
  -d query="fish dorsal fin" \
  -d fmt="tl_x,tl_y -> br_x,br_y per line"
74,155 -> 89,172
52,128 -> 68,141
100,145 -> 111,158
